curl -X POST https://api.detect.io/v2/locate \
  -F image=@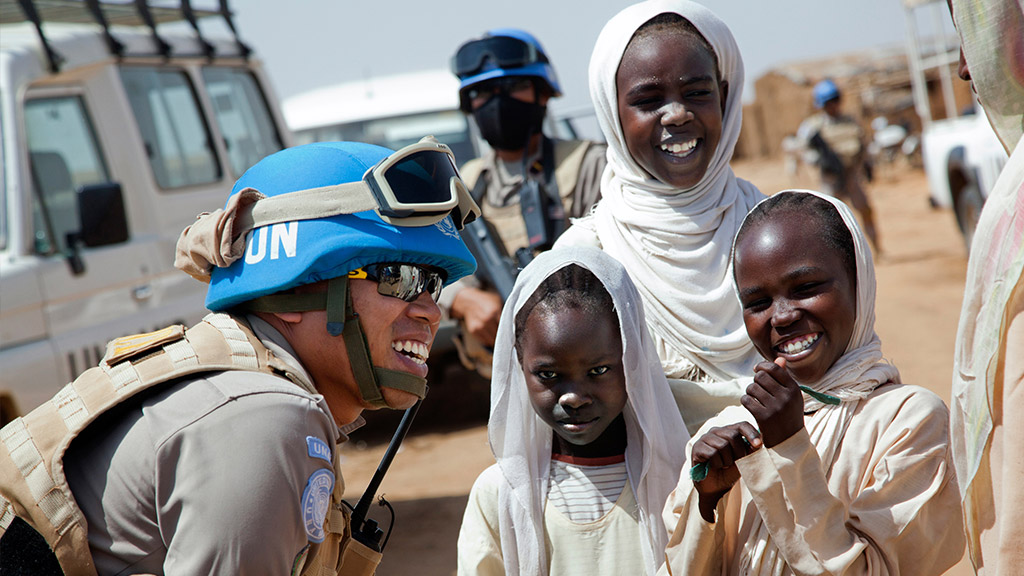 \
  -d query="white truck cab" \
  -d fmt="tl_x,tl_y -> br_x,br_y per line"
0,0 -> 291,419
284,69 -> 481,166
903,0 -> 1008,248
